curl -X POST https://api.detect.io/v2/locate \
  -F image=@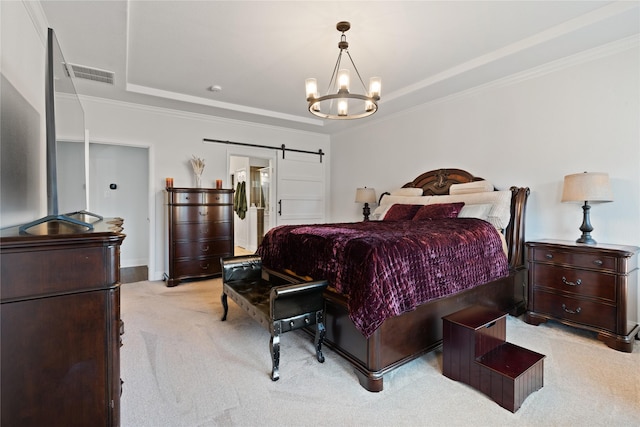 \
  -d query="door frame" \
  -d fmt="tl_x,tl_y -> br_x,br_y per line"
226,146 -> 277,235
